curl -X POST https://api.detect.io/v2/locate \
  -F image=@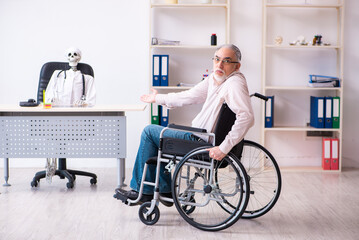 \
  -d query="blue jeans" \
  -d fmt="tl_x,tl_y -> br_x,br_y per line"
130,124 -> 198,194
